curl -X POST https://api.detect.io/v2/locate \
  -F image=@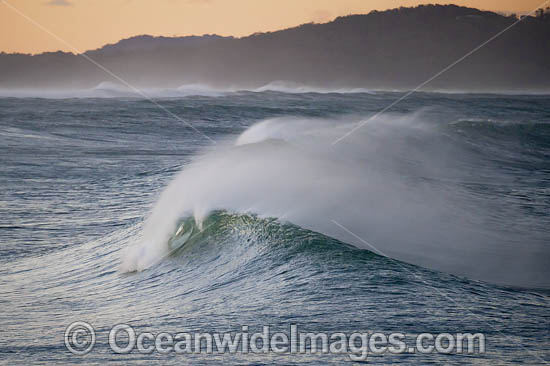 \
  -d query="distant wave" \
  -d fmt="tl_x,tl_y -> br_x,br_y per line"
5,81 -> 548,98
0,81 -> 374,98
0,82 -> 226,99
252,81 -> 374,94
